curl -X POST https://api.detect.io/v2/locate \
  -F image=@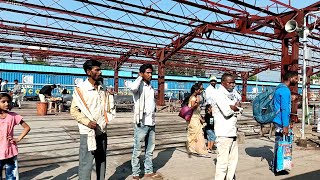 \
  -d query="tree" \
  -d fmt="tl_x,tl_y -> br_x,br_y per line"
248,75 -> 257,81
